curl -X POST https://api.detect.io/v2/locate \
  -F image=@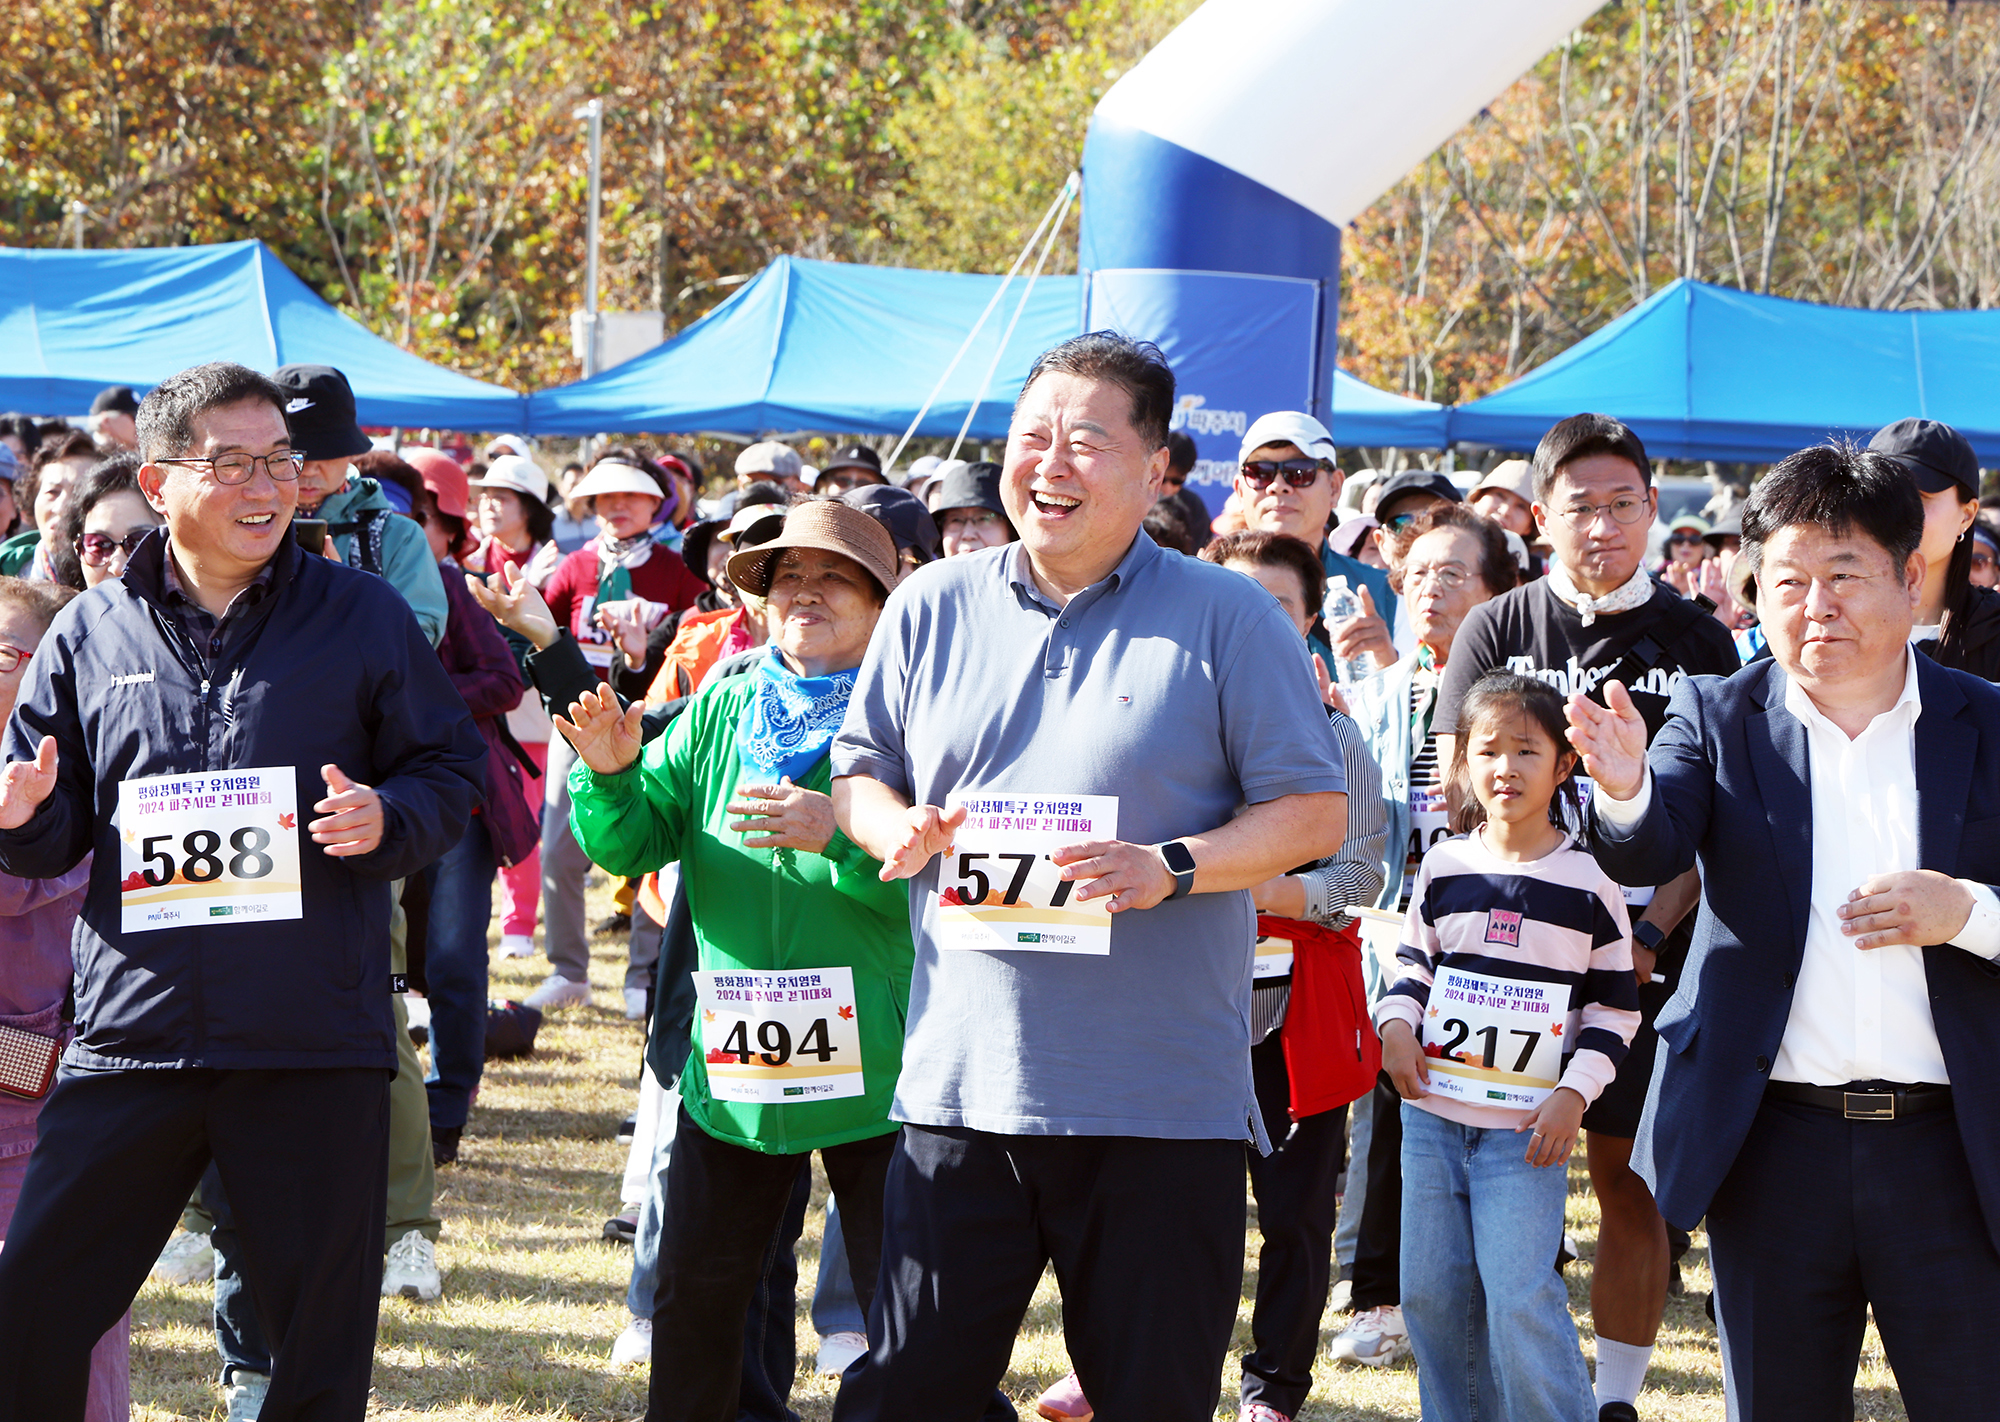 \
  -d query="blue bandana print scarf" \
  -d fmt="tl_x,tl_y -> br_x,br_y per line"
737,645 -> 858,783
